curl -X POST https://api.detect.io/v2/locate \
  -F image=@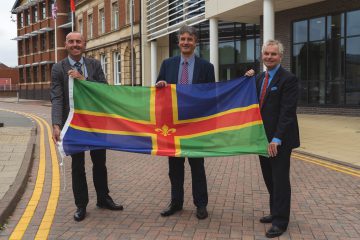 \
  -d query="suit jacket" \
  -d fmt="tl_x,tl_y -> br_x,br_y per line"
157,55 -> 215,84
256,66 -> 300,149
50,57 -> 107,127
